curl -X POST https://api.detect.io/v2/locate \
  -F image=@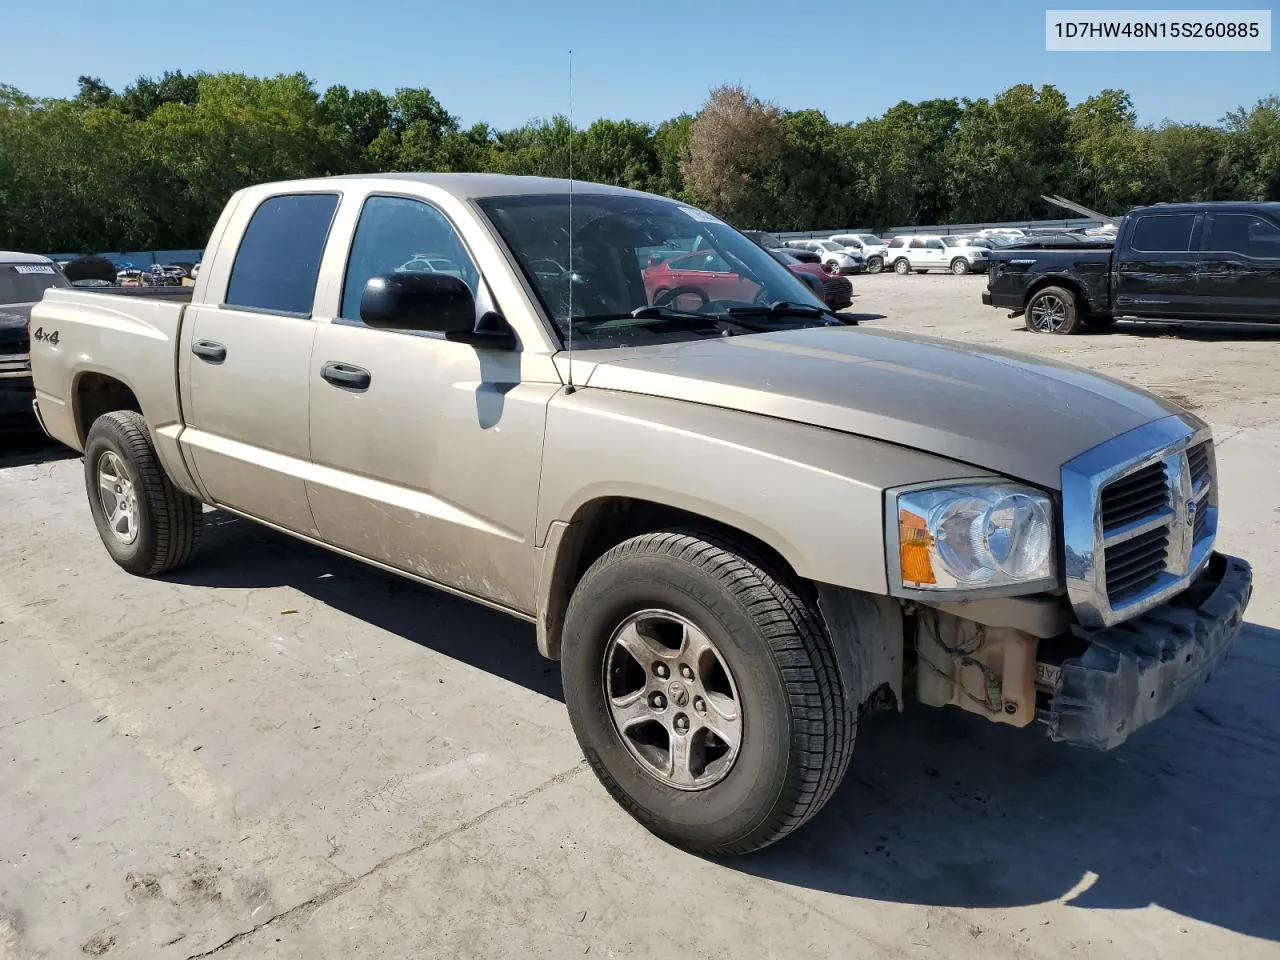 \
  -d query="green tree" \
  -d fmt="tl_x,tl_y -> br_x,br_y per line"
1223,96 -> 1280,200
